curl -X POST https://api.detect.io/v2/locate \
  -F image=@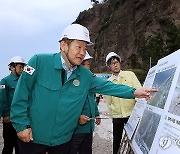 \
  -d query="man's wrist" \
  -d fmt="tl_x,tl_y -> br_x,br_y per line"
132,88 -> 136,98
132,88 -> 136,94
